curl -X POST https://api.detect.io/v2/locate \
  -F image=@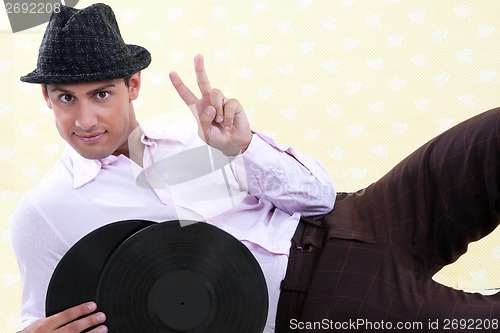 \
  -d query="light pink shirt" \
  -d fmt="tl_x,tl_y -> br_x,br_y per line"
11,119 -> 336,332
